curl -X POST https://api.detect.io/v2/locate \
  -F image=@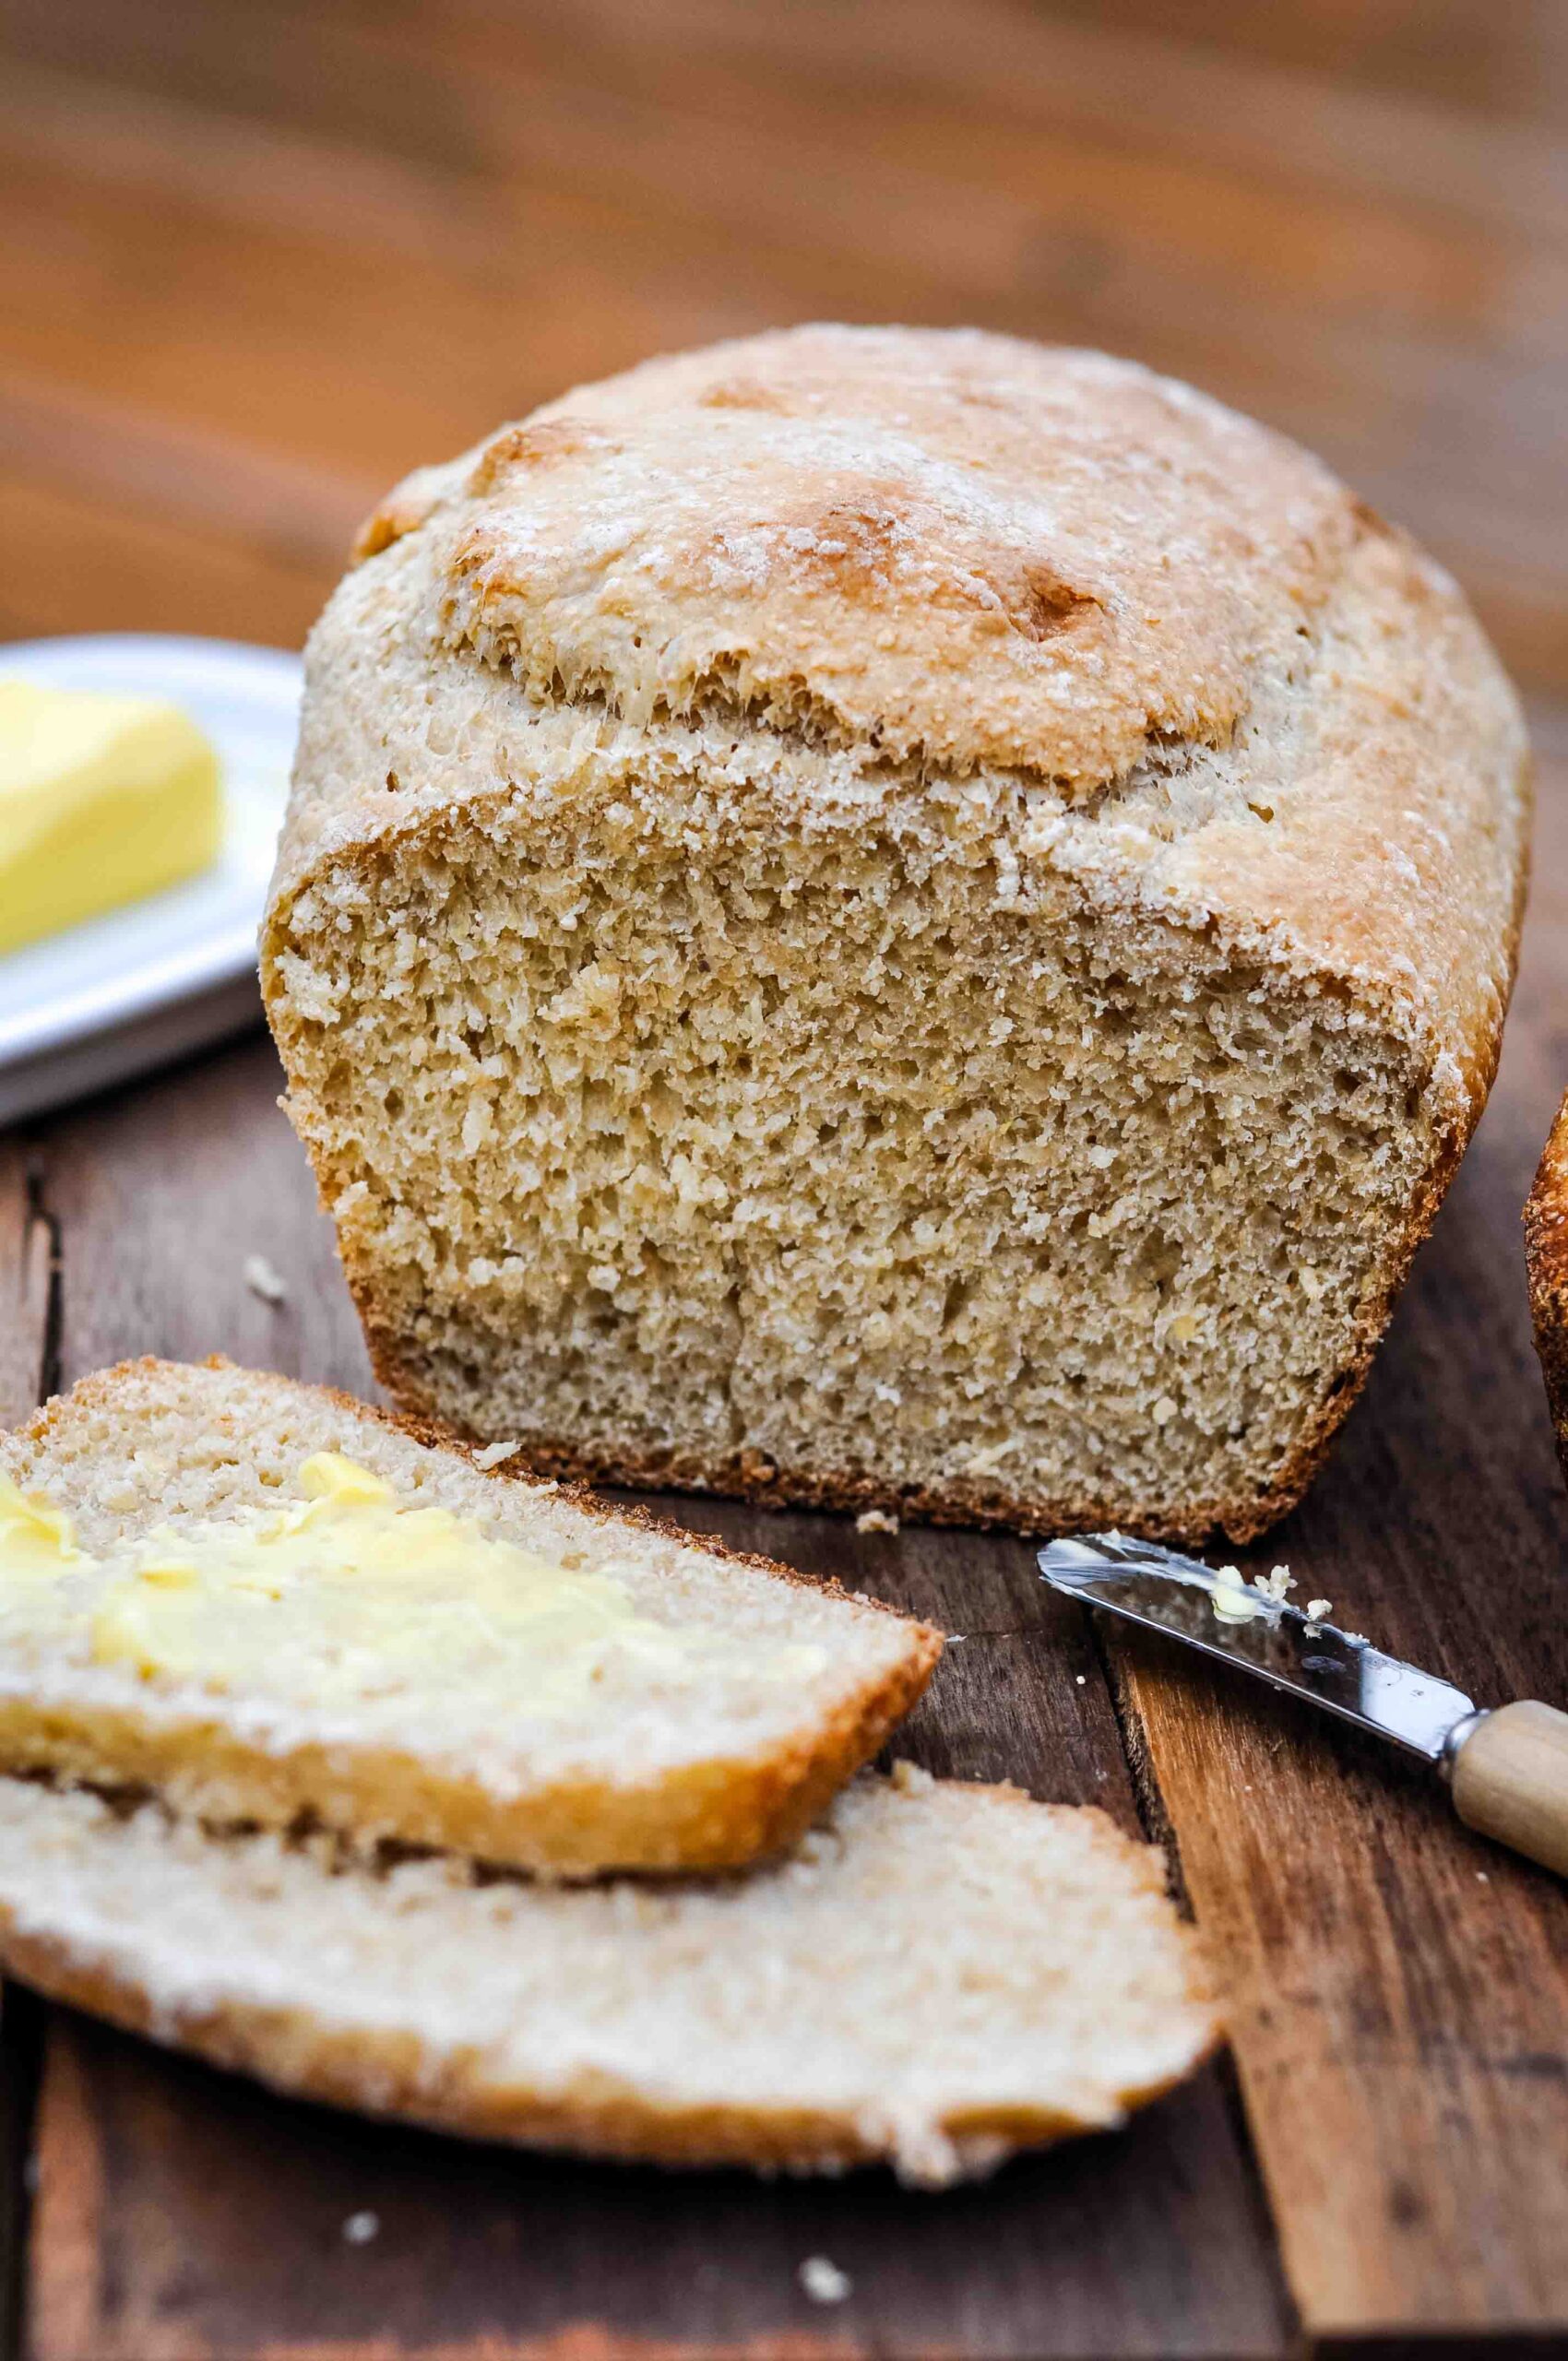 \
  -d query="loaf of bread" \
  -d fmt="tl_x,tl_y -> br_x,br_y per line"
0,1358 -> 938,1876
265,326 -> 1530,1542
1526,1091 -> 1568,1486
0,1764 -> 1218,2183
